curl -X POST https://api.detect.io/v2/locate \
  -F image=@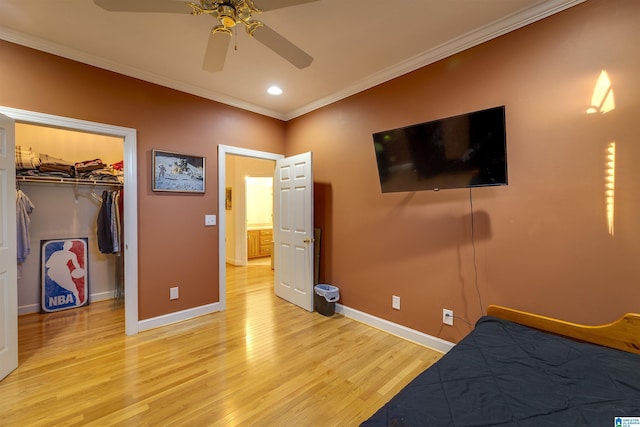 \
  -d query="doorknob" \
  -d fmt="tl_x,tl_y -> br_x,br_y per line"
303,237 -> 315,243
